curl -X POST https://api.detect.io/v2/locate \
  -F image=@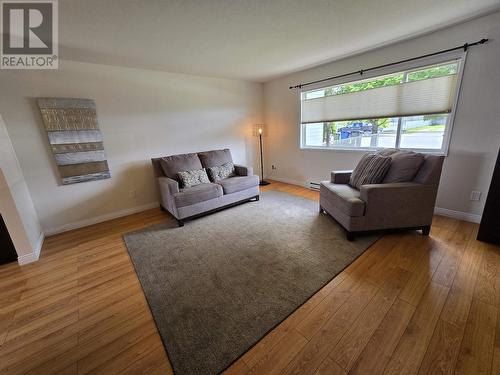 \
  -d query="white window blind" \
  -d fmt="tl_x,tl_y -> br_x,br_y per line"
301,74 -> 458,124
299,57 -> 465,153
